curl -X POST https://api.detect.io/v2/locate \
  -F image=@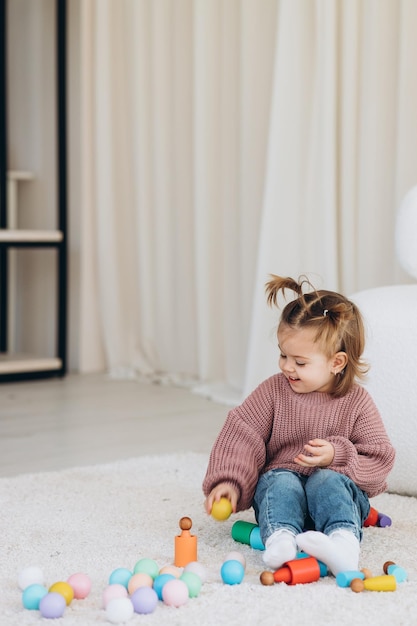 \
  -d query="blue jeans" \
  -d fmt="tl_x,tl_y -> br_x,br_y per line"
253,469 -> 370,544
